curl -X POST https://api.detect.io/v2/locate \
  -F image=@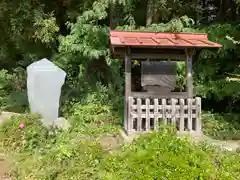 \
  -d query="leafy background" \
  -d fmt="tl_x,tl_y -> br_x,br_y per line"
1,0 -> 240,179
